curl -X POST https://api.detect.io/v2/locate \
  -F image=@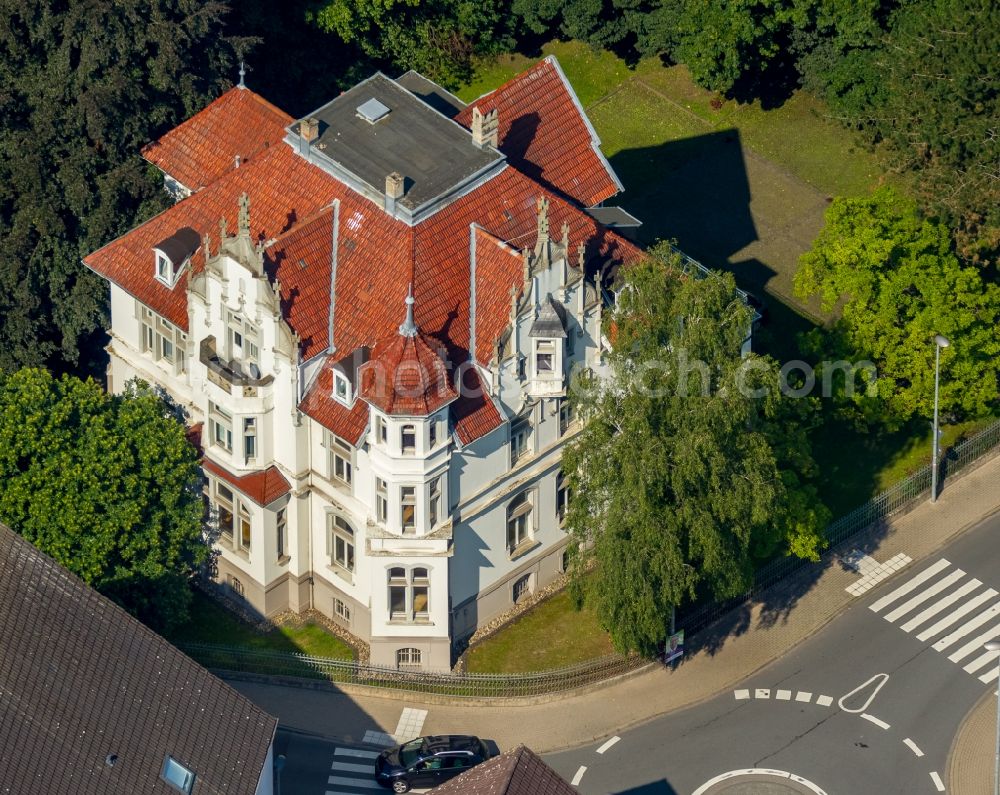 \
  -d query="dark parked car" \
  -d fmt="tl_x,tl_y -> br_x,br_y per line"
374,735 -> 492,792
